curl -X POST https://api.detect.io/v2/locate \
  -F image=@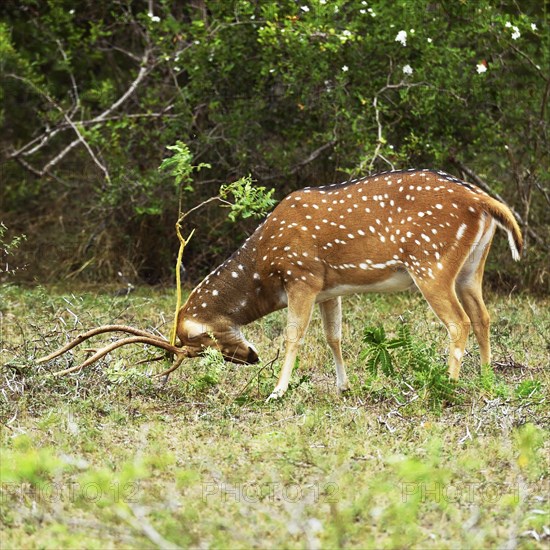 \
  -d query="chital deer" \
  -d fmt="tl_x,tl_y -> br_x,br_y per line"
39,169 -> 522,400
